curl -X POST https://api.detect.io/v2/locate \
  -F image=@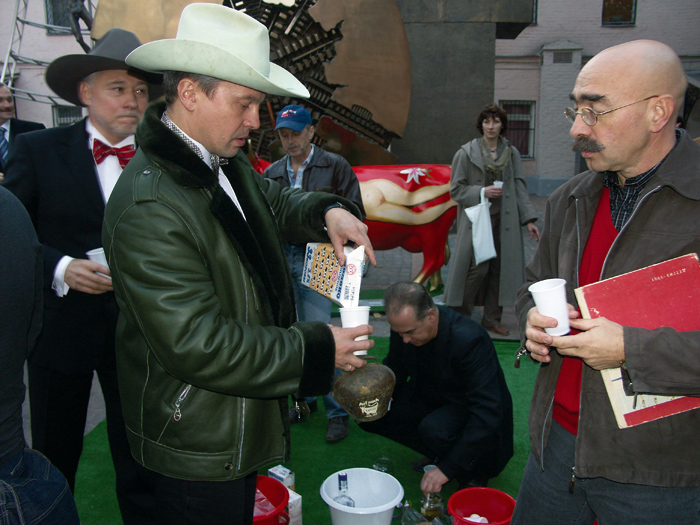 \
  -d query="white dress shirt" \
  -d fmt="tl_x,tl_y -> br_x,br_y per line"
52,120 -> 136,297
